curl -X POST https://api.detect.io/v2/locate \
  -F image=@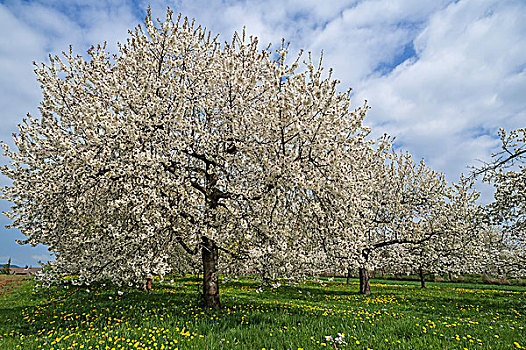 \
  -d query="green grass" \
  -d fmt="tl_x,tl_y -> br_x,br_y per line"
1,275 -> 525,349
